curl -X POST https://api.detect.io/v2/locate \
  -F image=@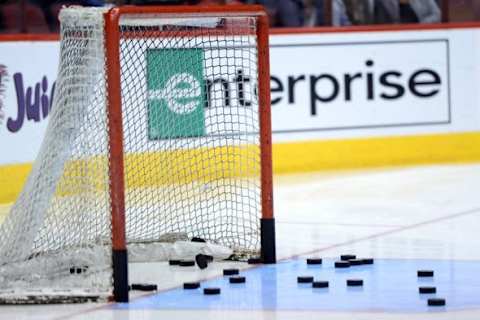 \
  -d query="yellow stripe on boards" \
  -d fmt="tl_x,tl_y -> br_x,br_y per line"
0,163 -> 32,204
0,145 -> 260,203
1,131 -> 480,204
273,132 -> 480,174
